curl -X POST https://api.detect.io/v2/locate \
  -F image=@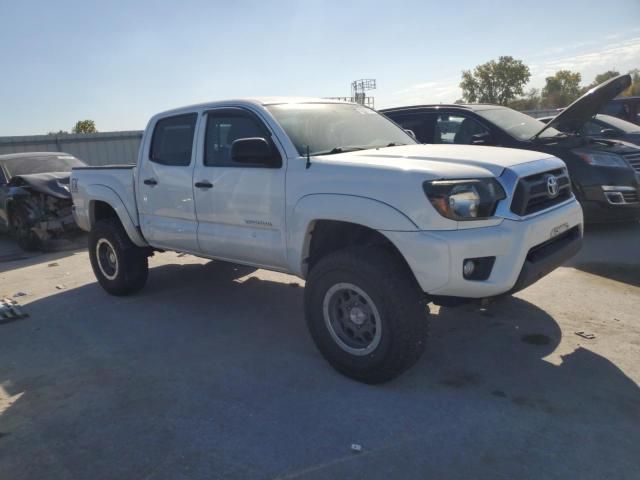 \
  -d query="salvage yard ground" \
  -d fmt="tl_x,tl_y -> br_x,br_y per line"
0,224 -> 639,480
